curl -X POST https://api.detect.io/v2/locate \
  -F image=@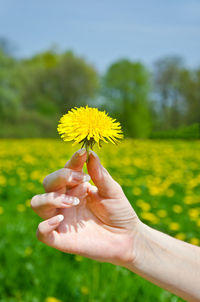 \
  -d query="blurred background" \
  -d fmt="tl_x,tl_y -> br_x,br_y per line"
0,1 -> 200,302
1,0 -> 200,139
